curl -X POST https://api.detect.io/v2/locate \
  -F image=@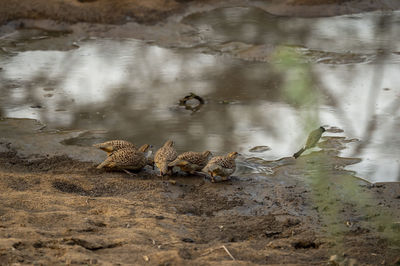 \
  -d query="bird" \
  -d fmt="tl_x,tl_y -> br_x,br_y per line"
293,126 -> 326,159
202,152 -> 239,182
154,140 -> 178,176
96,144 -> 151,175
93,140 -> 136,156
168,150 -> 212,174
